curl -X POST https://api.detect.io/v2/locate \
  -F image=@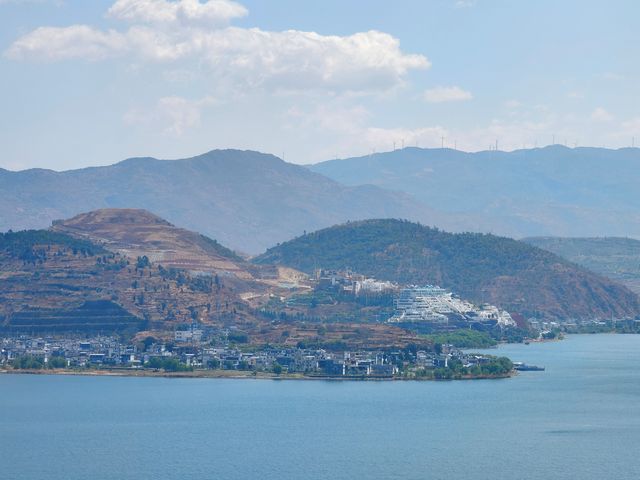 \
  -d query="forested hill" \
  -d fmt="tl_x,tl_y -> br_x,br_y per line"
254,219 -> 640,320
